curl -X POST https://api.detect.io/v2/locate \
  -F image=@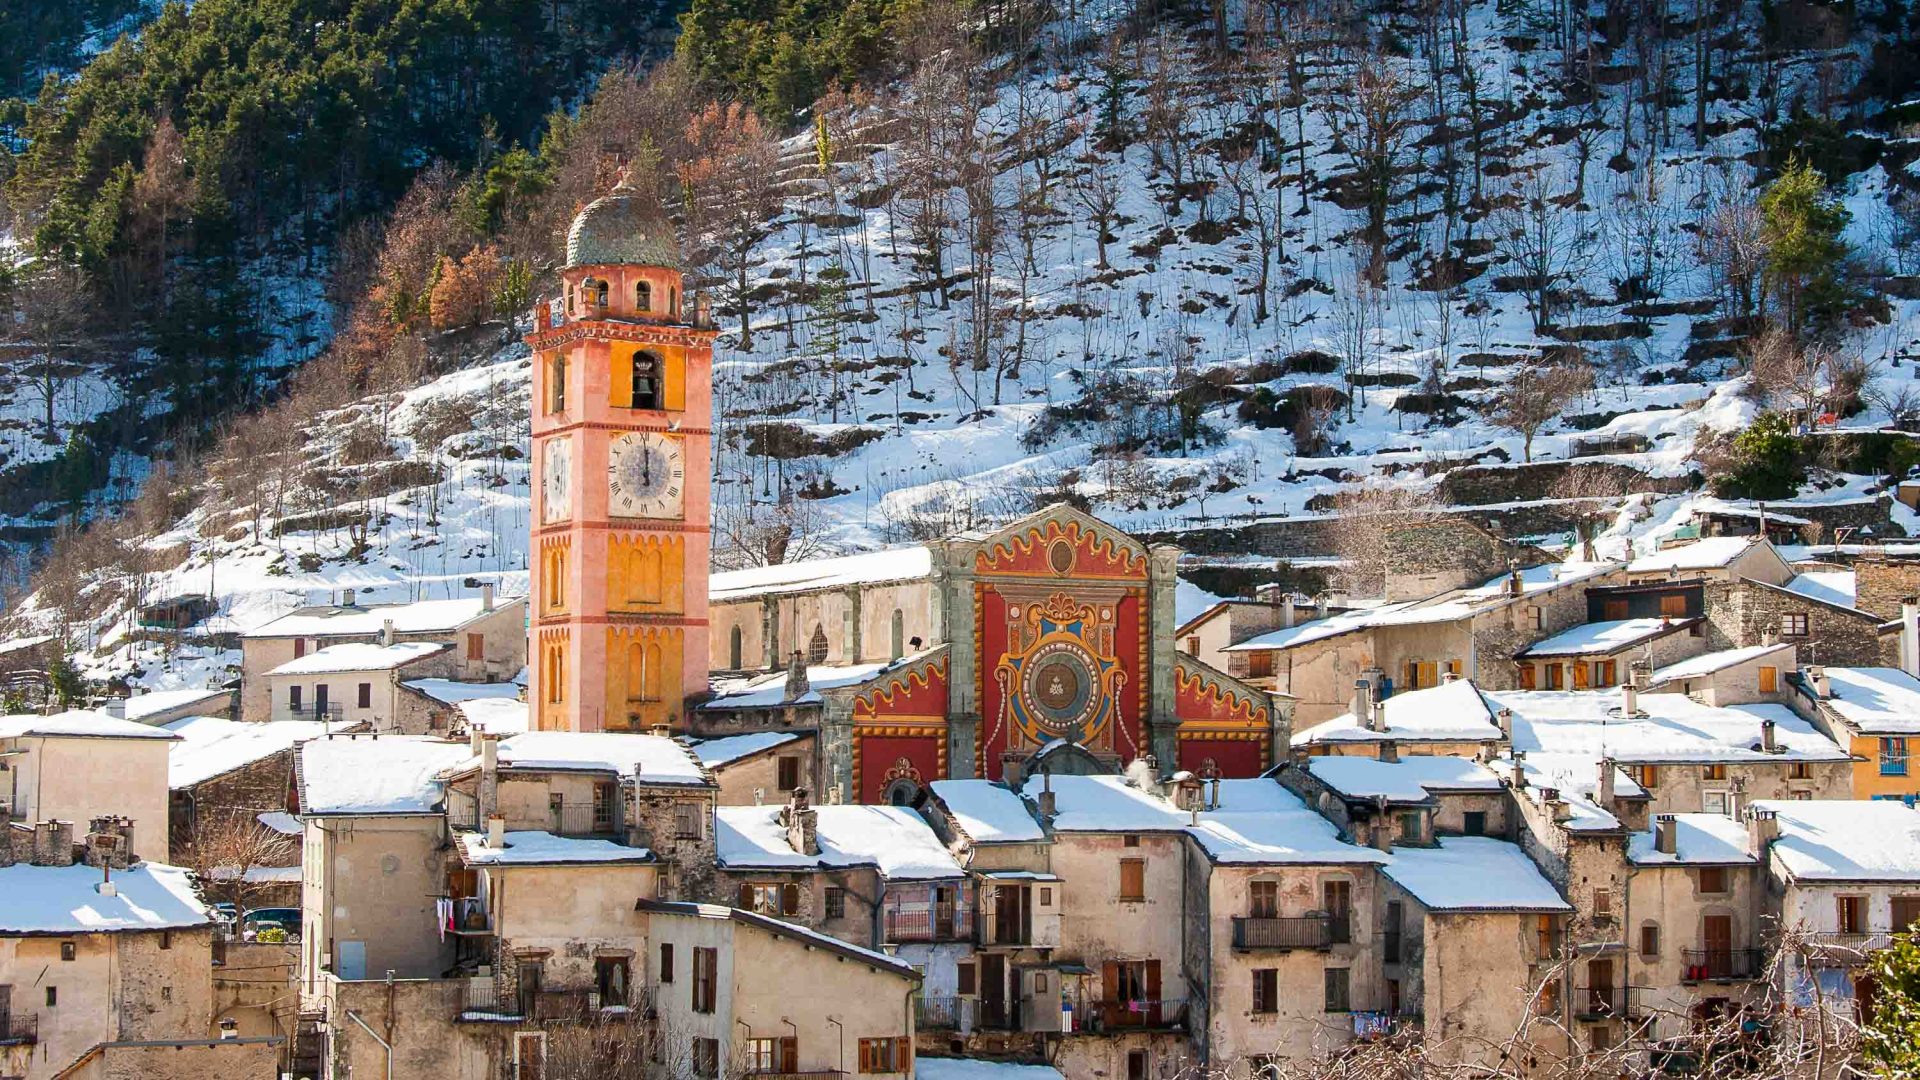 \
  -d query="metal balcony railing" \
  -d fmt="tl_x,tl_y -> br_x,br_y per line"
1682,948 -> 1766,982
1088,998 -> 1189,1031
885,904 -> 971,943
0,1013 -> 37,1045
283,703 -> 345,722
916,996 -> 976,1030
1233,915 -> 1337,950
1574,986 -> 1641,1020
745,1072 -> 844,1079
